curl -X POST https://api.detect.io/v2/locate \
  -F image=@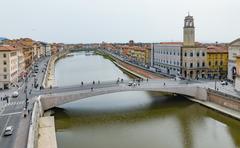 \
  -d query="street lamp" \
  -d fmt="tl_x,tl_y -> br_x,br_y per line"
24,77 -> 28,109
